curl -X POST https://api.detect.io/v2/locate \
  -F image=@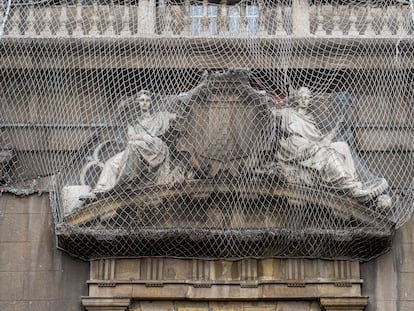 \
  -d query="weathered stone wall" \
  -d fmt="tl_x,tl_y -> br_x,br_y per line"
1,192 -> 414,310
0,193 -> 88,311
129,301 -> 321,311
362,215 -> 414,311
